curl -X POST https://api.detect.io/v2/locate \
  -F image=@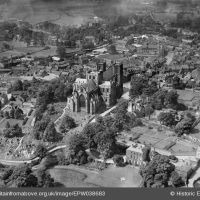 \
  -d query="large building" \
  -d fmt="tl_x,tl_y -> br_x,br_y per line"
126,143 -> 145,166
67,62 -> 123,114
